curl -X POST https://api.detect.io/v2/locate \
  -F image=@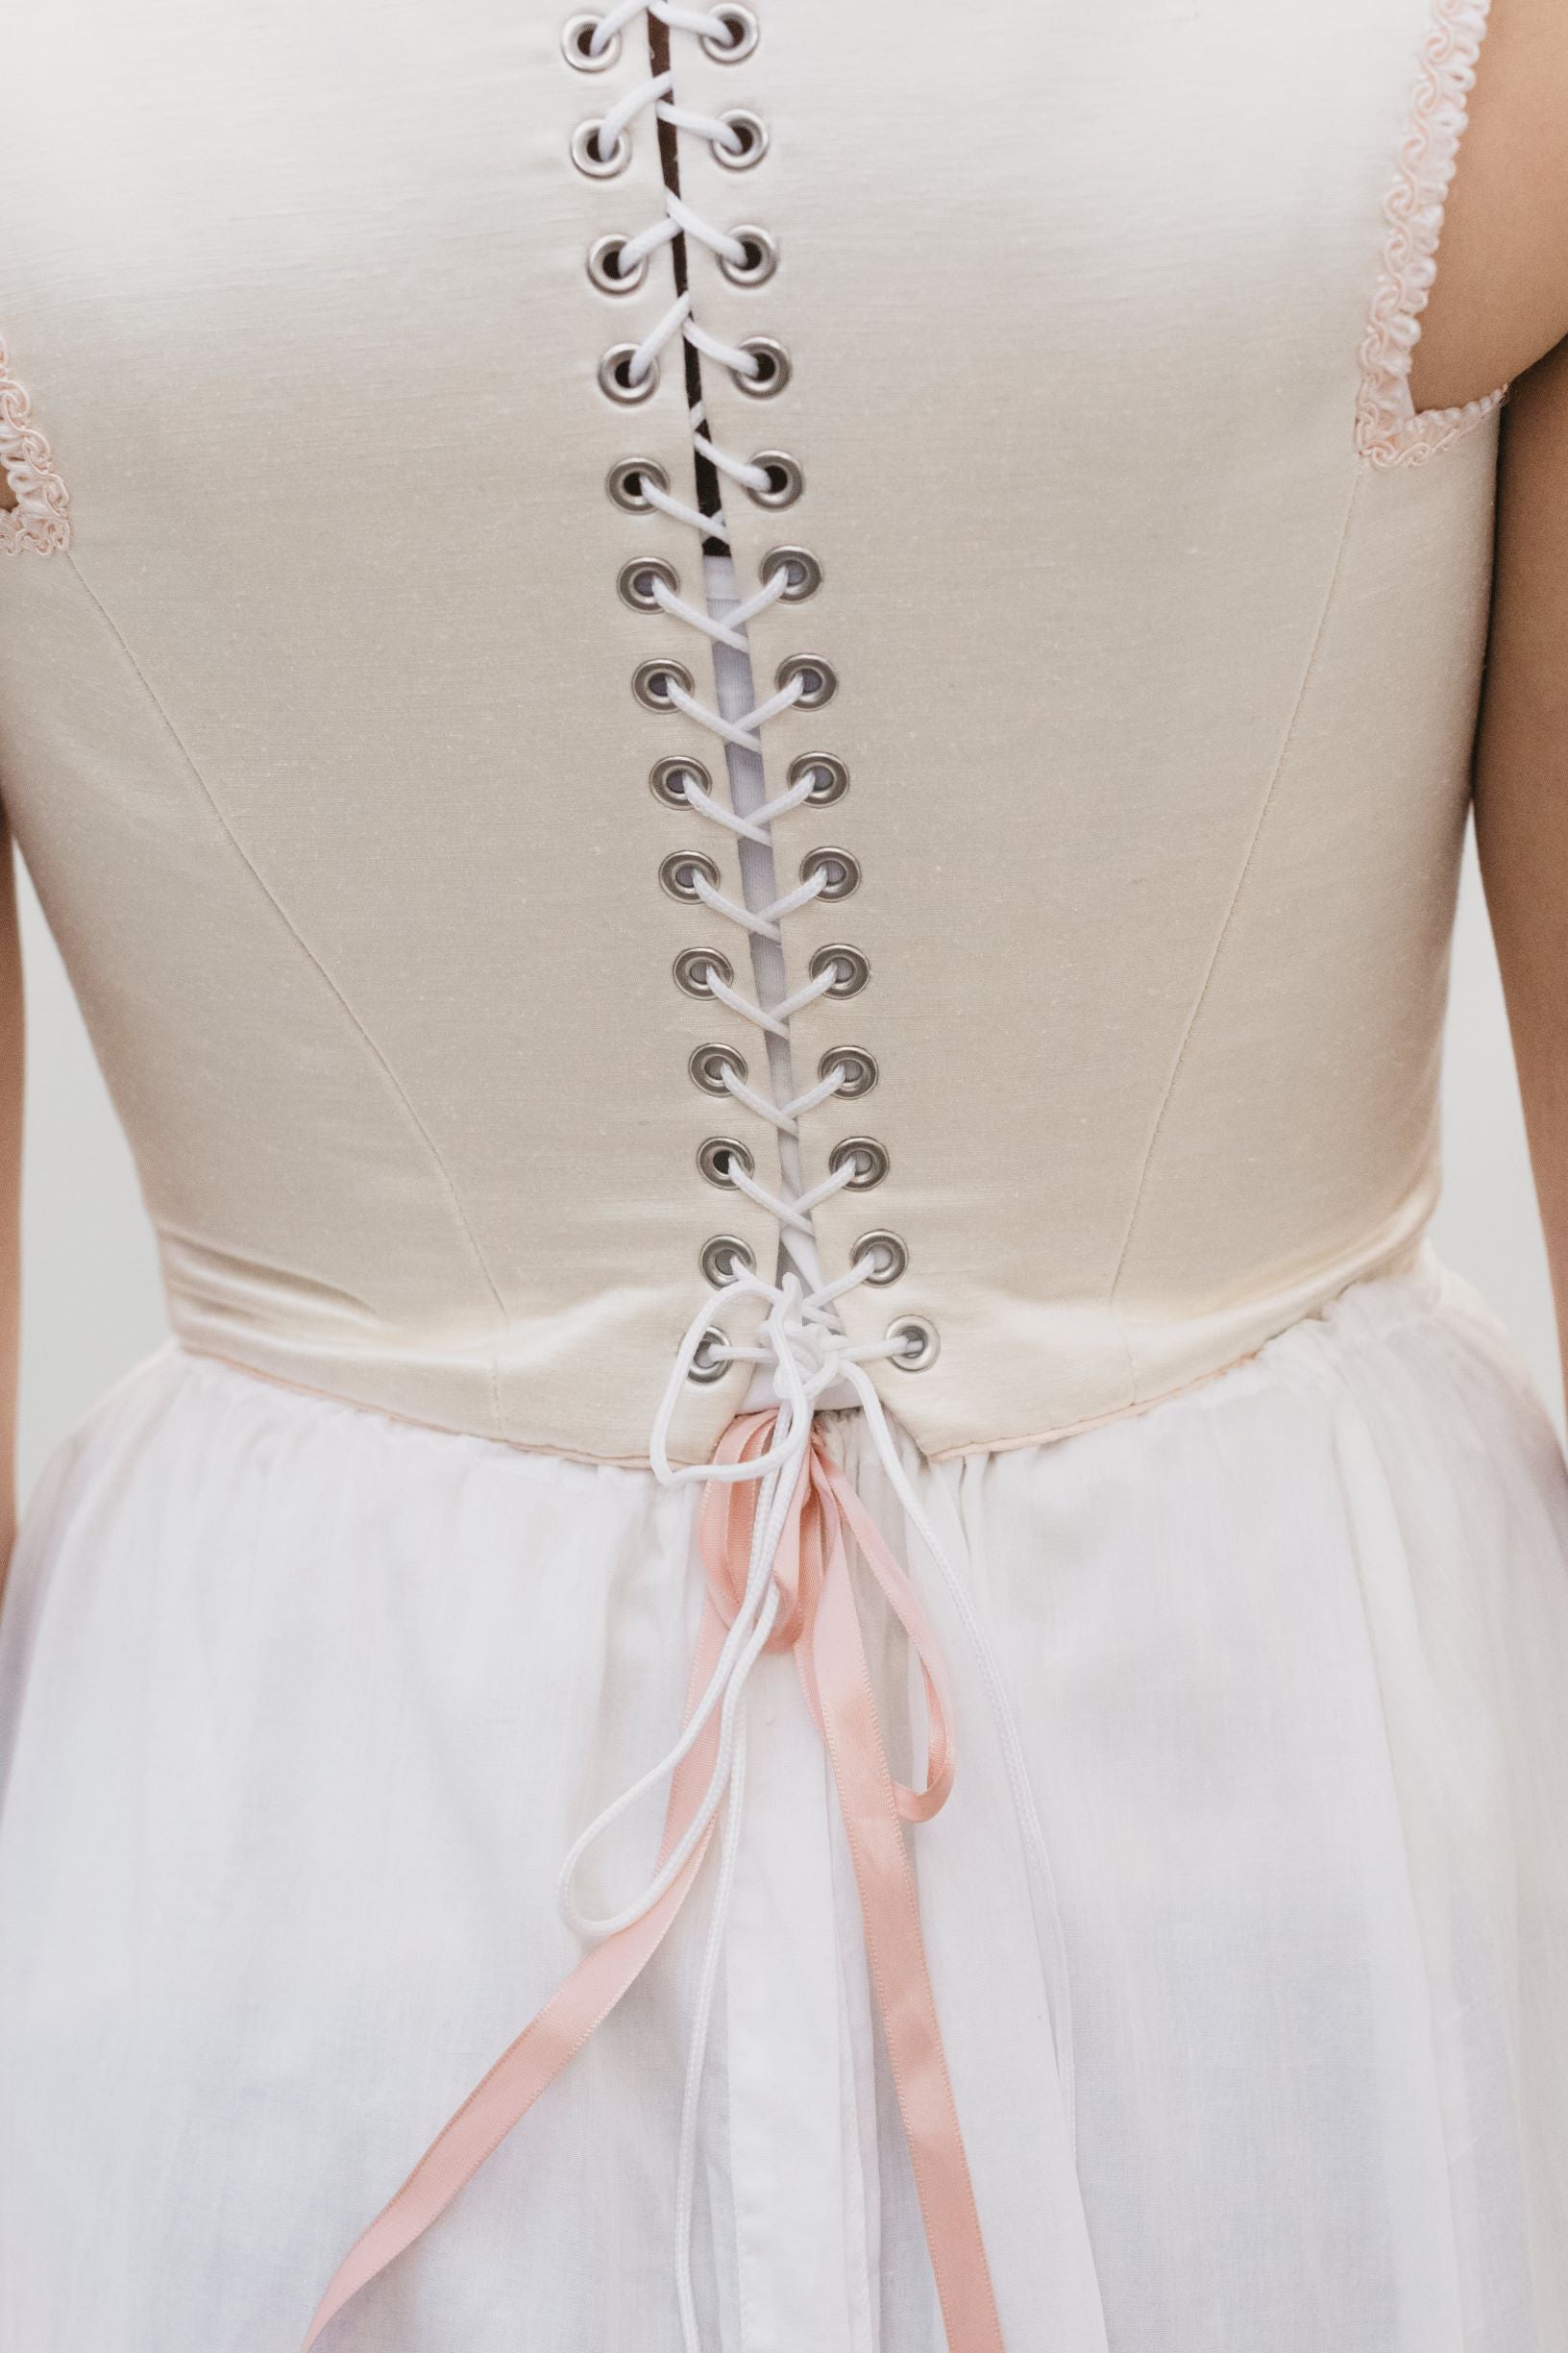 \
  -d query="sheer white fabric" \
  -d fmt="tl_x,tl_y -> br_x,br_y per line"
2,1250 -> 1566,2352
